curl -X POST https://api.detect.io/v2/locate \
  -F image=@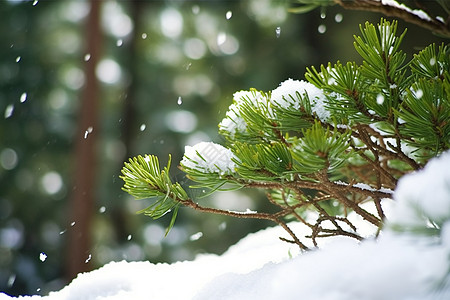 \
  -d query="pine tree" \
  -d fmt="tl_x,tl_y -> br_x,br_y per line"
121,19 -> 449,249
